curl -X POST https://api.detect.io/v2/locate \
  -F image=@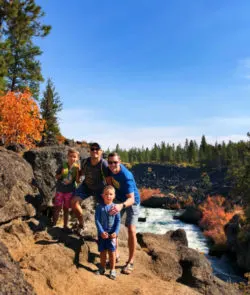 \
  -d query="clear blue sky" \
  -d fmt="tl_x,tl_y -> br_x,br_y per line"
36,0 -> 250,150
